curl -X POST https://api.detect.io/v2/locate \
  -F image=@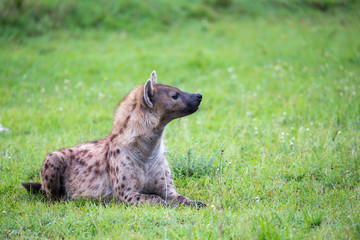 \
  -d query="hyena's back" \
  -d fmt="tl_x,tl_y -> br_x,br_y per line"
40,138 -> 112,200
